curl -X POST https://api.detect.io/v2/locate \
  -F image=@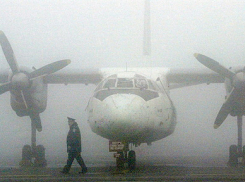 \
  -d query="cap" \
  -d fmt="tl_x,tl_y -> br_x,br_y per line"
67,117 -> 76,121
